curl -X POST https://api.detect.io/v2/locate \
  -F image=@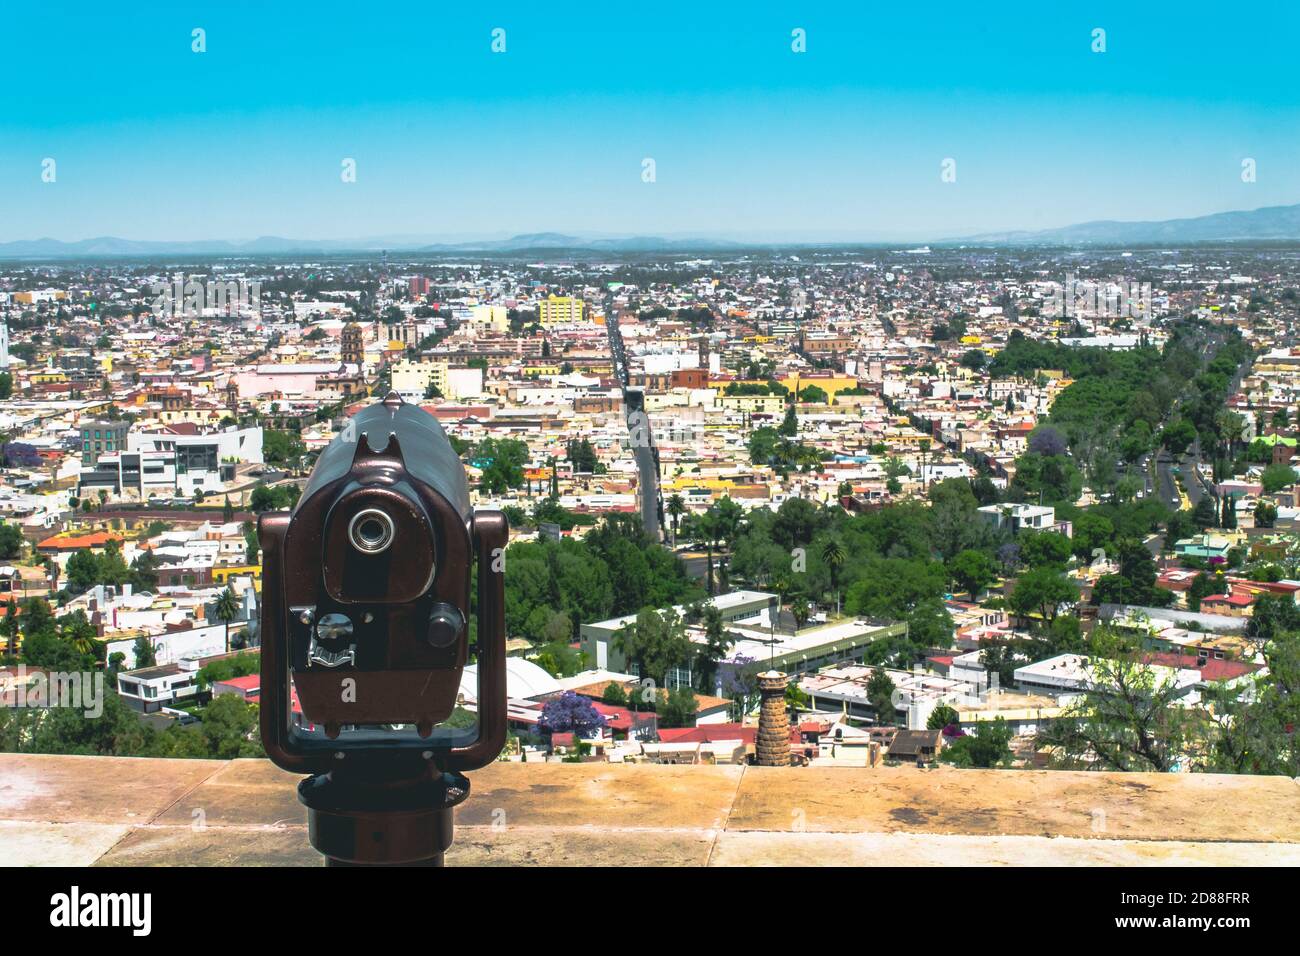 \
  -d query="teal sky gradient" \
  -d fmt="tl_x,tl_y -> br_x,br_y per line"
1,1 -> 1297,241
